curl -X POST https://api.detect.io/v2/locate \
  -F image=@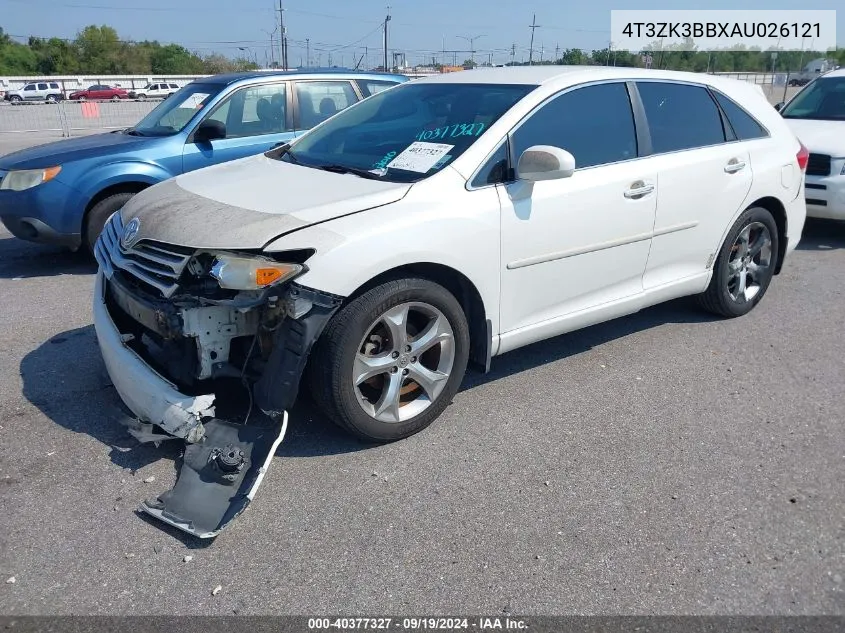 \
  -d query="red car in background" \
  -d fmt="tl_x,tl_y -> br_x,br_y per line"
68,85 -> 130,101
